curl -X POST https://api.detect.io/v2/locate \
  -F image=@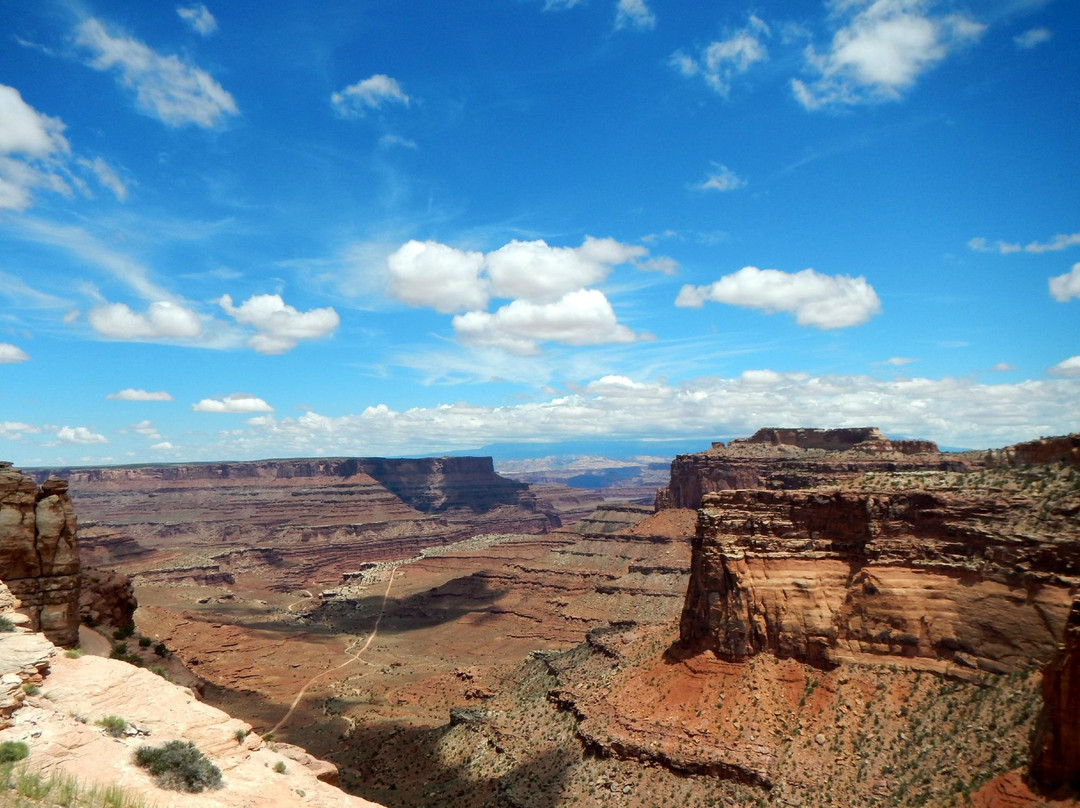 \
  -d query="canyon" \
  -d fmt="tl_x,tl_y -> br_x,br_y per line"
0,429 -> 1076,807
